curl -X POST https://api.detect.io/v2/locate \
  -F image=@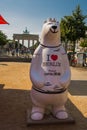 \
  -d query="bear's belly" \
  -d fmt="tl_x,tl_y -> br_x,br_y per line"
30,47 -> 66,92
40,49 -> 64,91
41,65 -> 62,91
